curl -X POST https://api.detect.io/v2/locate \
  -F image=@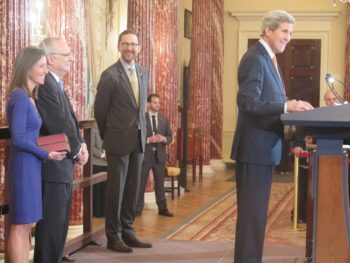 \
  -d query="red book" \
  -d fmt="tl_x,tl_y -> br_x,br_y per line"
37,133 -> 71,153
